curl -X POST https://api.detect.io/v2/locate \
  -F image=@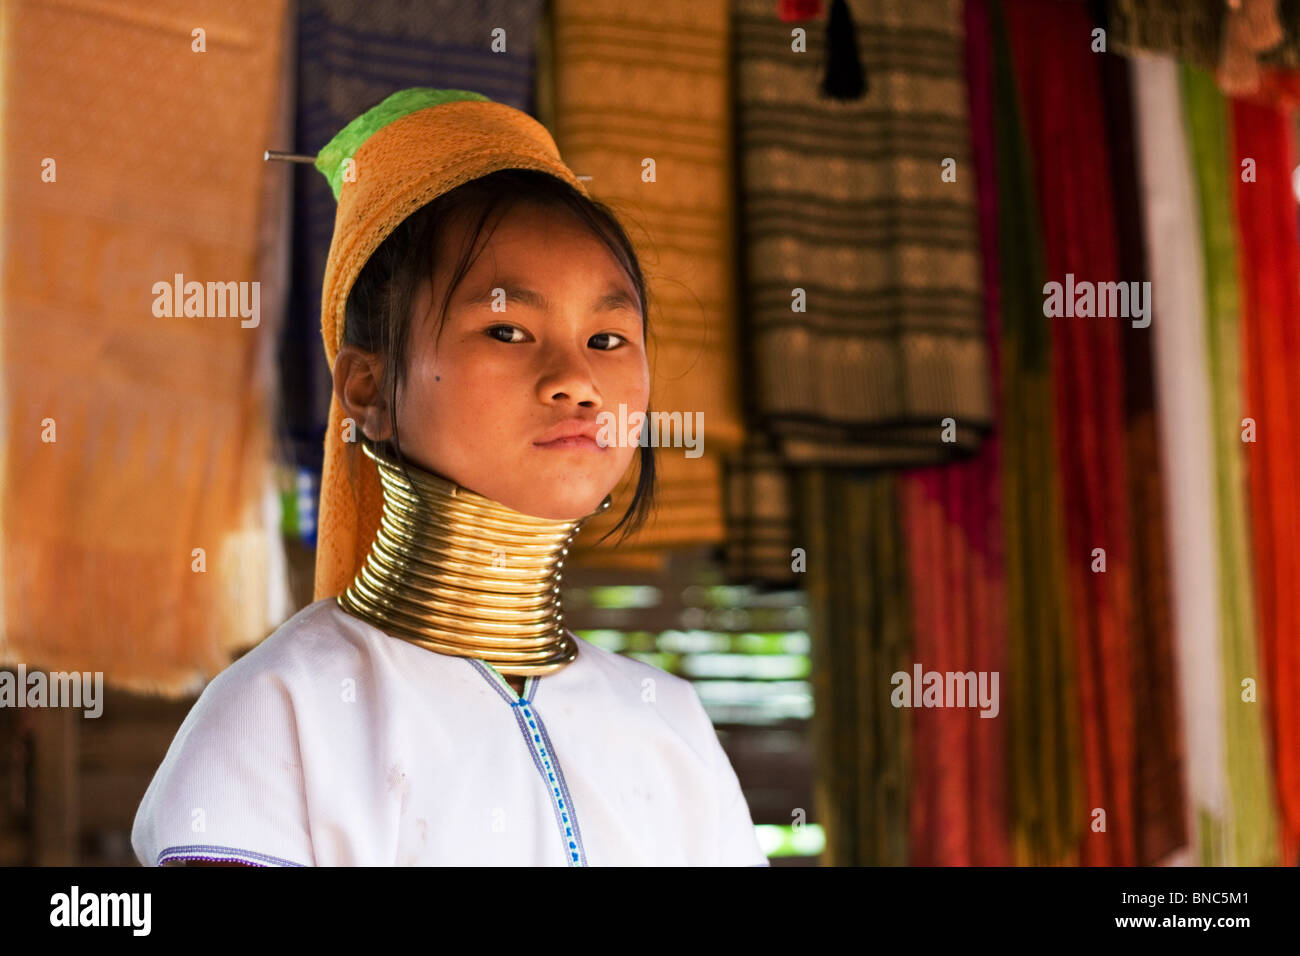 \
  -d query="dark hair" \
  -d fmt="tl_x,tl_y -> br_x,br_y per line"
342,167 -> 657,546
